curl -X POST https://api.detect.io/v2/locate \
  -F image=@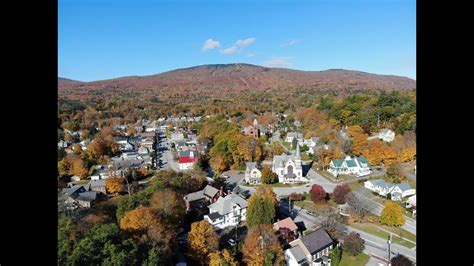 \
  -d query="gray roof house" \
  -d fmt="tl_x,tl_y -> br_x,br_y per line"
285,227 -> 336,266
204,193 -> 248,230
184,185 -> 222,210
245,162 -> 263,184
